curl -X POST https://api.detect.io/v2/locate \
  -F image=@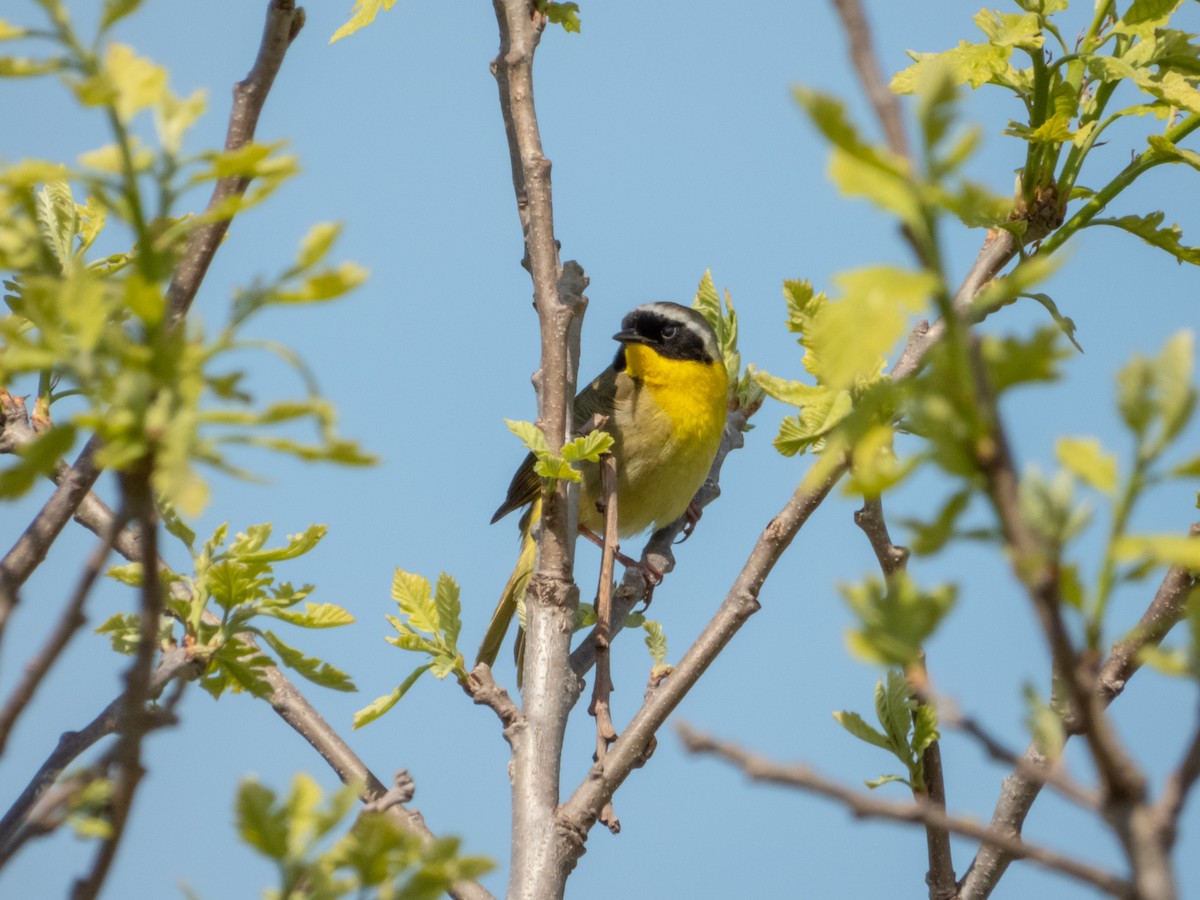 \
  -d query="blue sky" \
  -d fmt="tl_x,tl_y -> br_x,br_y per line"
3,1 -> 1200,898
